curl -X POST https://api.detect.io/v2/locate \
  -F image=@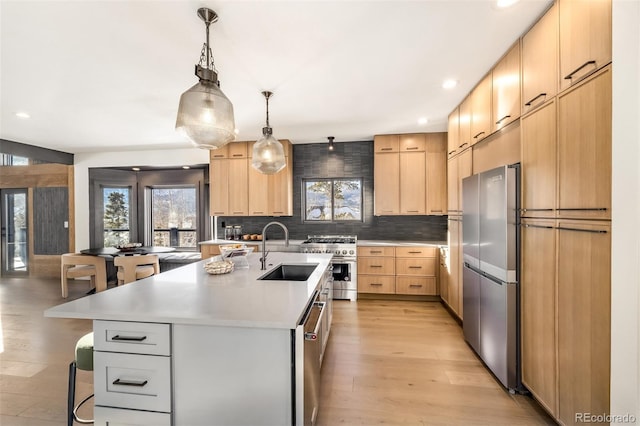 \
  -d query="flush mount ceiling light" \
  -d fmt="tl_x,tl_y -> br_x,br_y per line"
15,111 -> 30,119
442,79 -> 458,89
176,8 -> 235,150
328,136 -> 335,151
496,0 -> 519,8
251,91 -> 286,174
